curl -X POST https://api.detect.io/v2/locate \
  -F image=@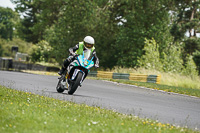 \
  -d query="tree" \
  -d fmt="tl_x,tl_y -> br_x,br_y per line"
113,0 -> 173,67
44,0 -> 101,63
0,7 -> 19,40
170,0 -> 200,54
11,0 -> 40,43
